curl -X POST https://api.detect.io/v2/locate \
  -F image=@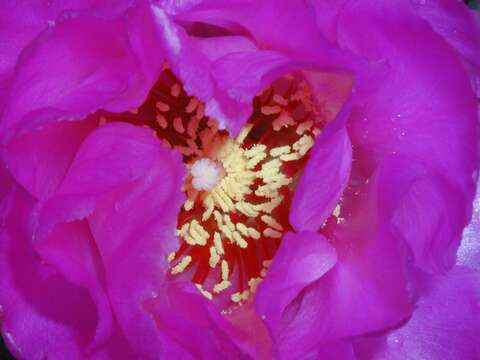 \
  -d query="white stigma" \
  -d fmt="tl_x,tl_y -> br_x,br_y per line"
191,158 -> 224,191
